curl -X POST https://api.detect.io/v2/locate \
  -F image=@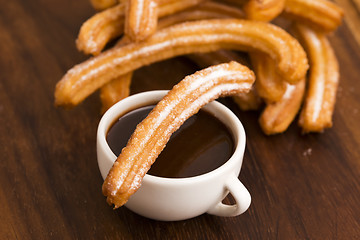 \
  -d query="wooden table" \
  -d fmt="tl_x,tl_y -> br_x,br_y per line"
1,0 -> 359,239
